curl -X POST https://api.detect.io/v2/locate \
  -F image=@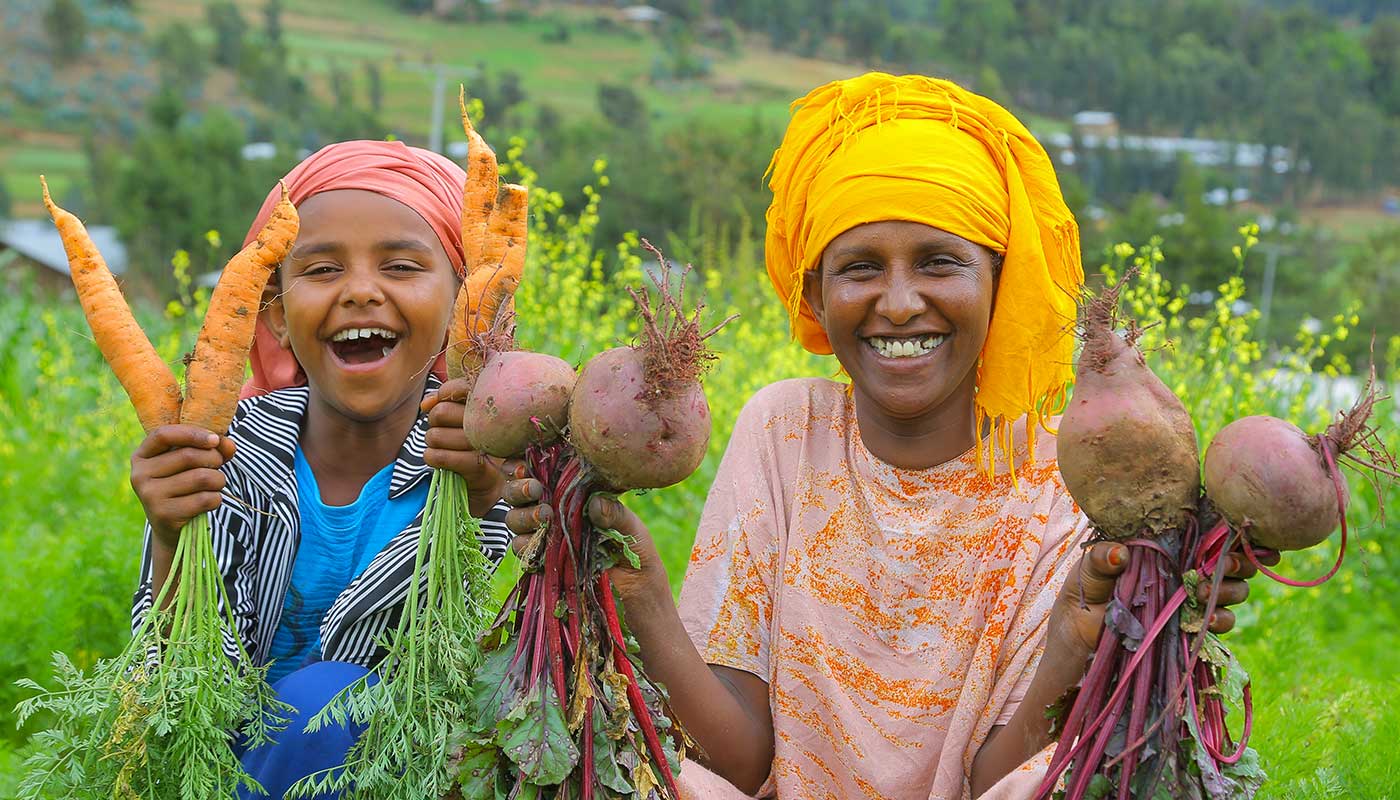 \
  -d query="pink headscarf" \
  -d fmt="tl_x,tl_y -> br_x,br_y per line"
239,139 -> 468,398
